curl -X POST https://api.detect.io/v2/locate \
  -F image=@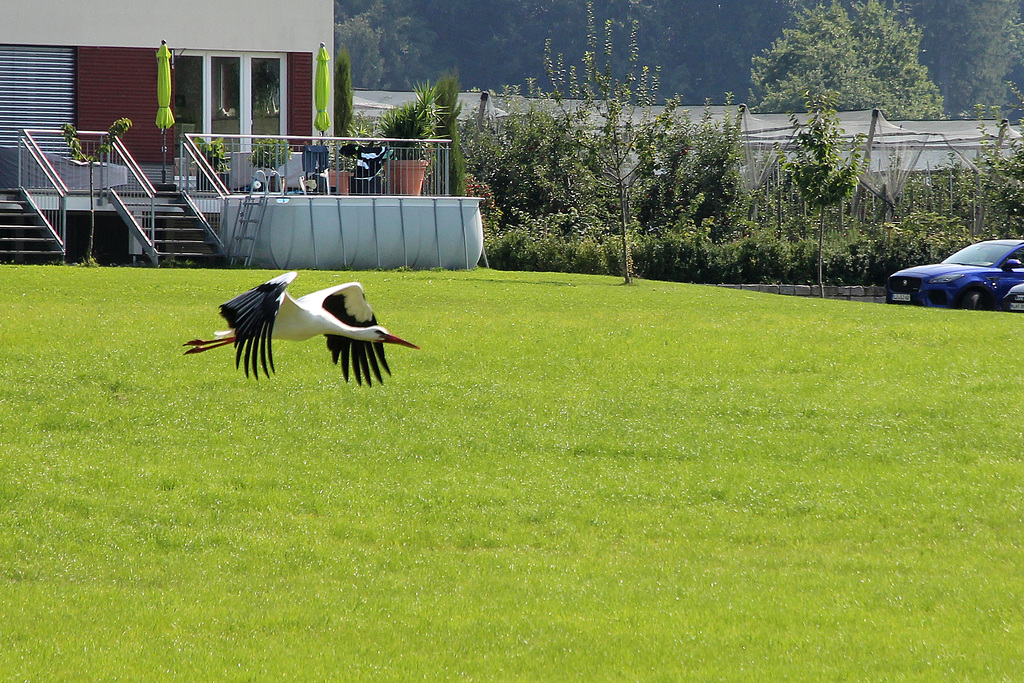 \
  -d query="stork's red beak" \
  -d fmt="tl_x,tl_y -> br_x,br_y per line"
382,333 -> 420,349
